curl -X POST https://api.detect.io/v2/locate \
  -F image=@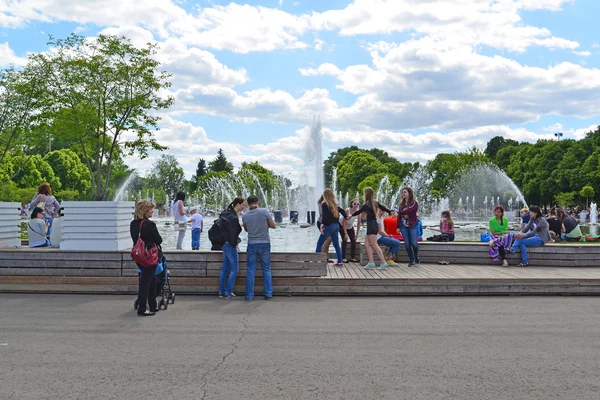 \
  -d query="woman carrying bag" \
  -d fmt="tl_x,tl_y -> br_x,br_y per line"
130,200 -> 163,317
